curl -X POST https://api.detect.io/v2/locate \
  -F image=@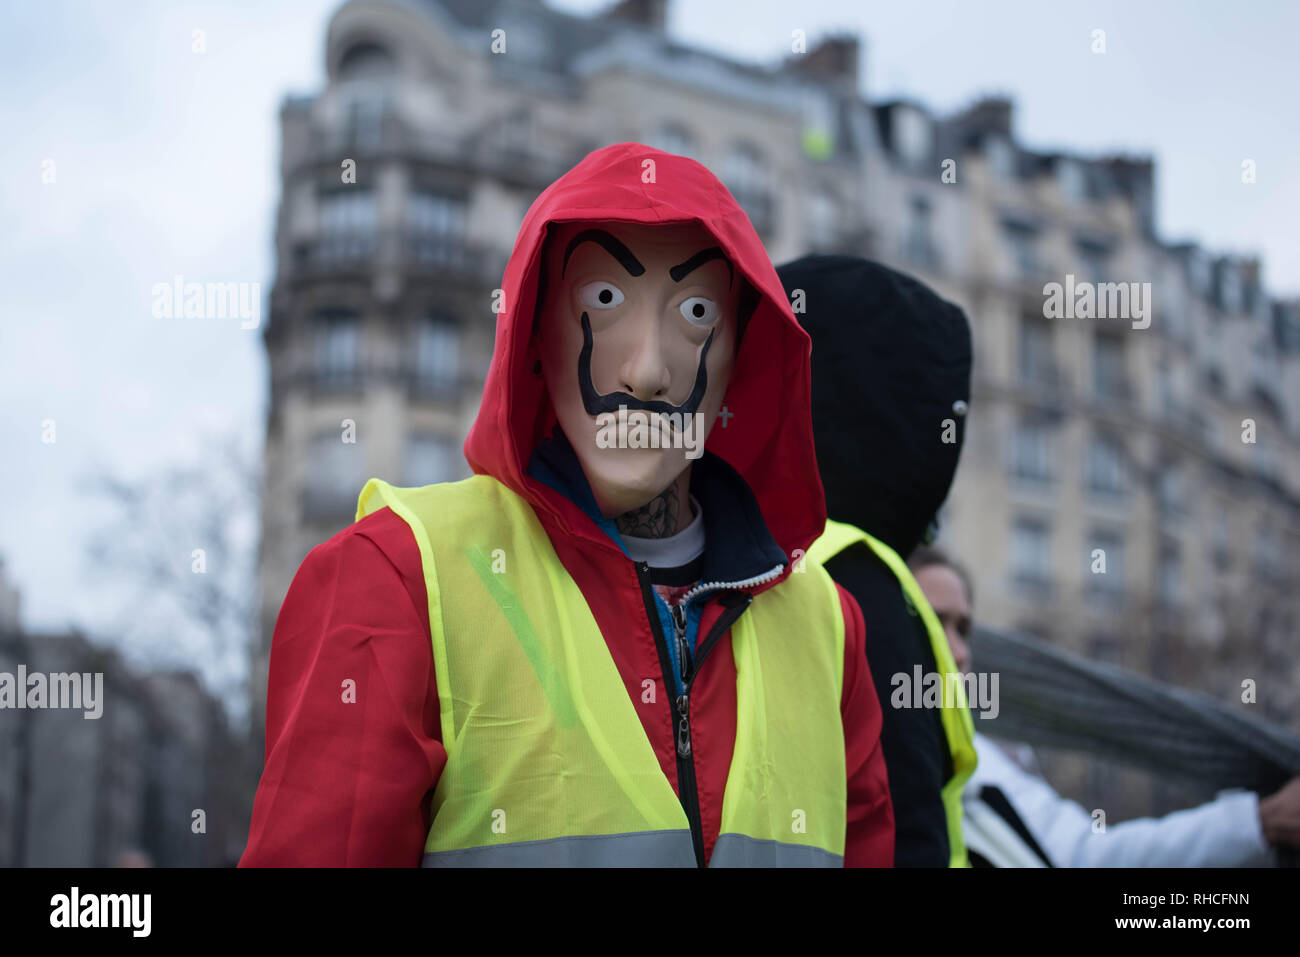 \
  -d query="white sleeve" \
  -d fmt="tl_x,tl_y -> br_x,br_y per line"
969,735 -> 1277,867
1056,790 -> 1277,868
969,734 -> 1098,862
